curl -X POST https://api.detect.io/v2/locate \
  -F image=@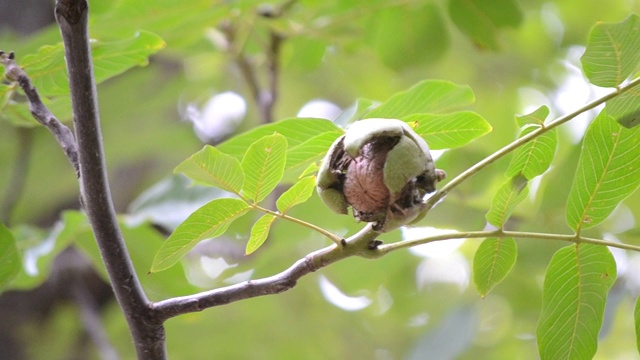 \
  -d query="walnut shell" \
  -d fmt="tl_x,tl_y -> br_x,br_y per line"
317,118 -> 446,232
